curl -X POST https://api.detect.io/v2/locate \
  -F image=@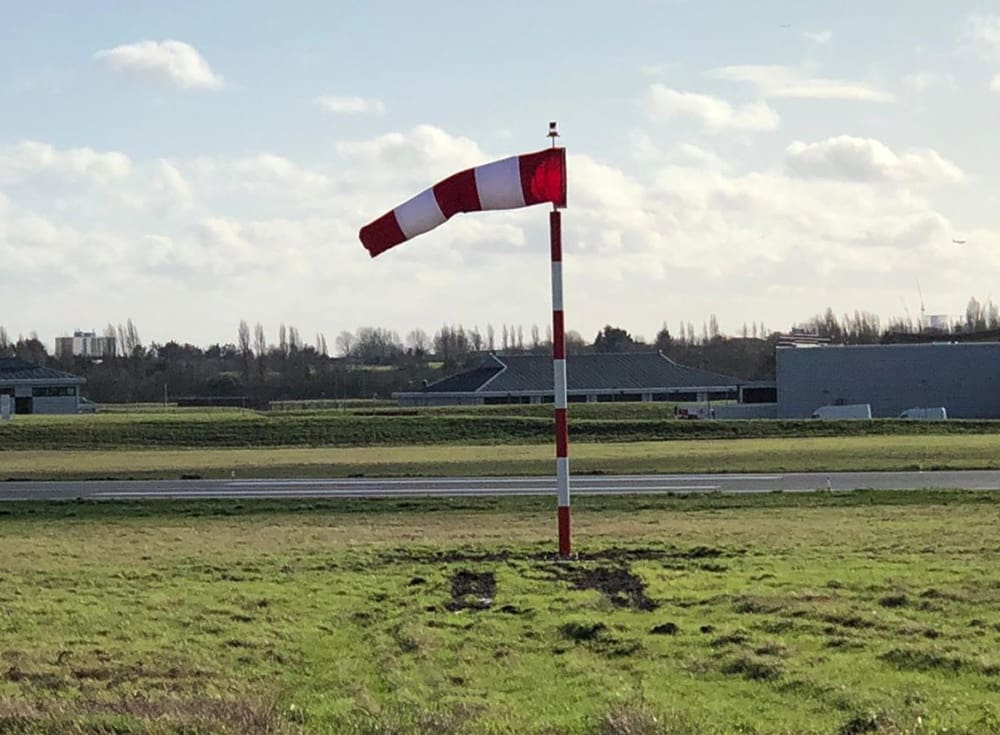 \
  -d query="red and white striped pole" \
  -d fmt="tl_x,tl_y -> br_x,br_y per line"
548,122 -> 571,557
